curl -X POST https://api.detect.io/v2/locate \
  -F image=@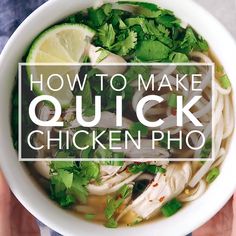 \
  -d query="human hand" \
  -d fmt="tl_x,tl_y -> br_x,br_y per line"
193,194 -> 236,236
0,171 -> 40,236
